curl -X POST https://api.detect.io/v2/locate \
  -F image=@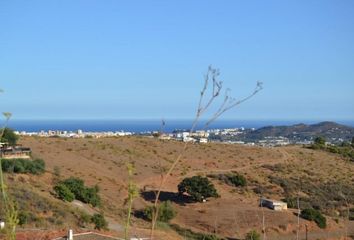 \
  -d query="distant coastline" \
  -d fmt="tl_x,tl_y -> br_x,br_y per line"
6,119 -> 354,133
